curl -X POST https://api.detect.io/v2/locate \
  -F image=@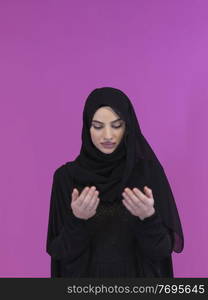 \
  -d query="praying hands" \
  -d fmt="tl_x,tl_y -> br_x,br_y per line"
122,186 -> 155,220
